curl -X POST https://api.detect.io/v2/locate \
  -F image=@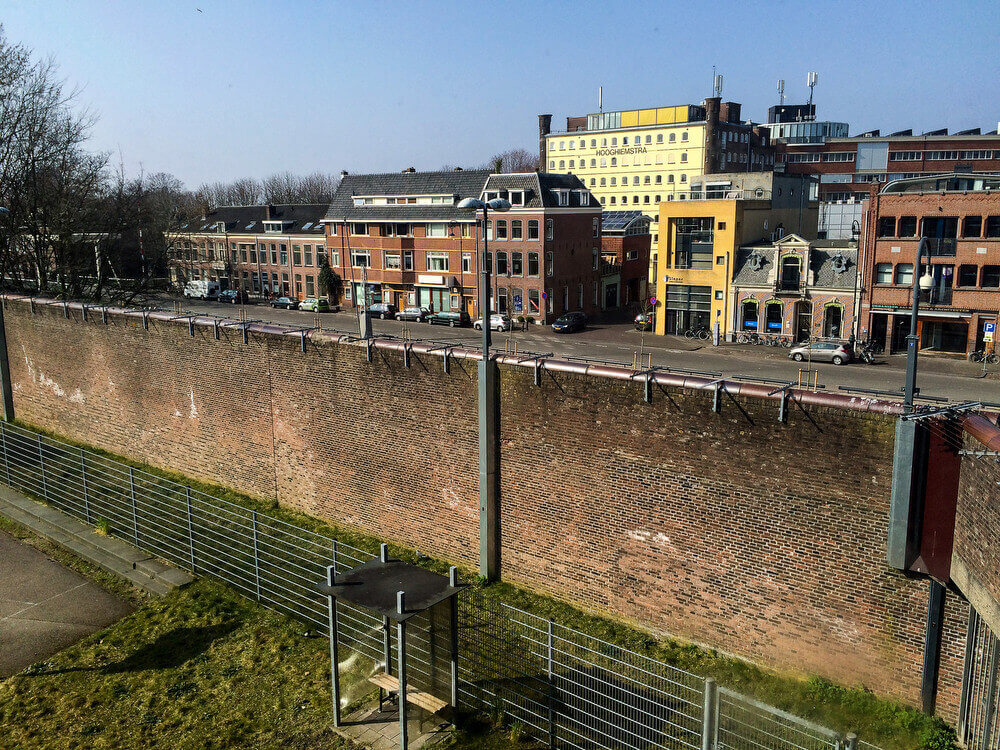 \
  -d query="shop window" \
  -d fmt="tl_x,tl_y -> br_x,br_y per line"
963,216 -> 983,238
765,302 -> 783,332
957,264 -> 979,287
